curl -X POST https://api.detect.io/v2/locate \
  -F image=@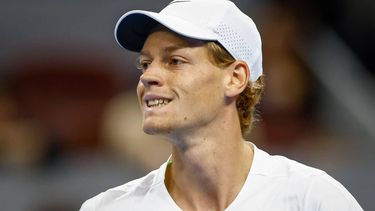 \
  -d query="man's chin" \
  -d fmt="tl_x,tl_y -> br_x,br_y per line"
143,127 -> 158,135
142,125 -> 173,135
